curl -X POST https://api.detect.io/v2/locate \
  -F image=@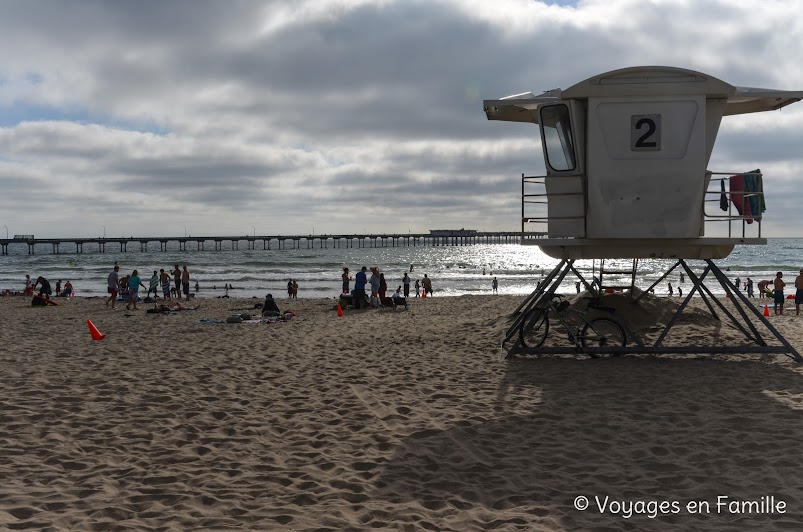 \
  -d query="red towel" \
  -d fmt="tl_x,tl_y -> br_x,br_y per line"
729,174 -> 753,224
